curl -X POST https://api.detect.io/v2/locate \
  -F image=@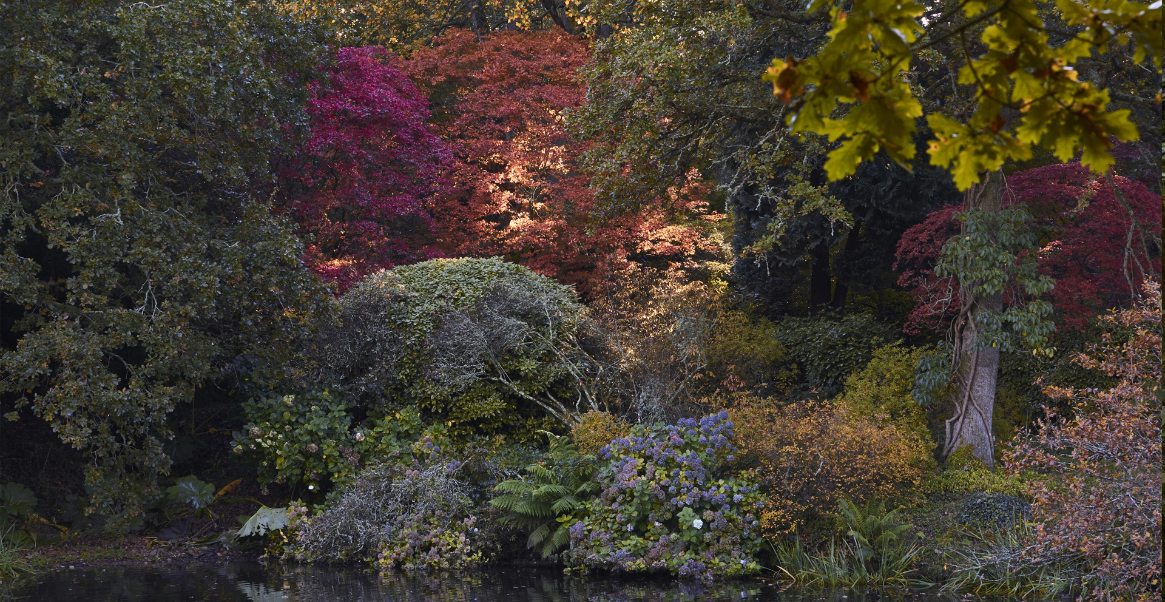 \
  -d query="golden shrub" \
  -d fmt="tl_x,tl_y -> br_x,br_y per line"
730,398 -> 929,537
836,343 -> 937,468
570,411 -> 632,456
